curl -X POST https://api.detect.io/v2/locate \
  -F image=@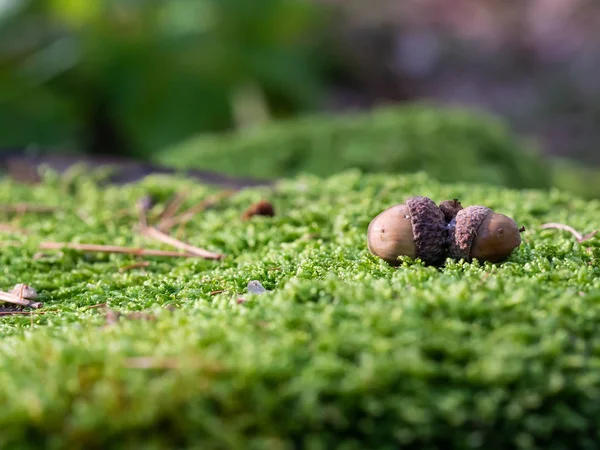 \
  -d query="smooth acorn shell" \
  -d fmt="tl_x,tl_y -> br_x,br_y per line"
367,204 -> 416,265
470,212 -> 521,262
